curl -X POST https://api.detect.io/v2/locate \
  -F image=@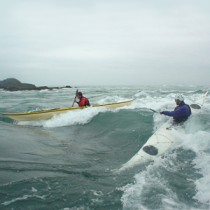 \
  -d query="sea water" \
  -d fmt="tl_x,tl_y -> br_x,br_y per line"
0,86 -> 210,210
